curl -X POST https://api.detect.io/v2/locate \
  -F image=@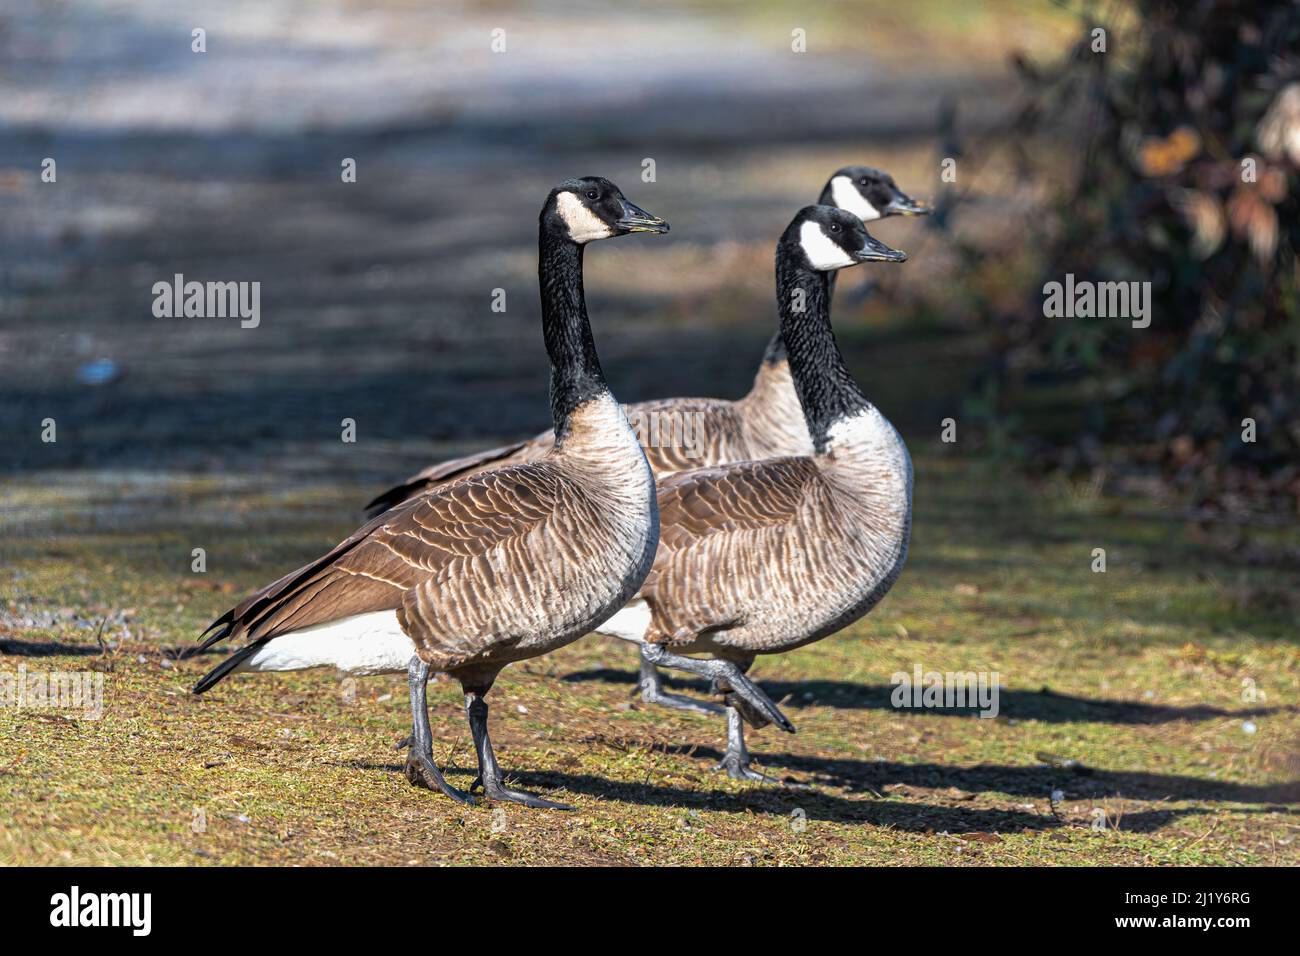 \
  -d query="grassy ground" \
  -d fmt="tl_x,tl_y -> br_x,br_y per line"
3,442 -> 1297,866
1,0 -> 1295,867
